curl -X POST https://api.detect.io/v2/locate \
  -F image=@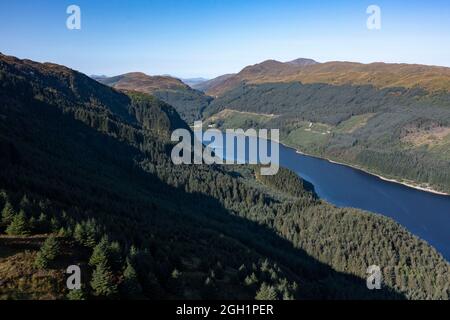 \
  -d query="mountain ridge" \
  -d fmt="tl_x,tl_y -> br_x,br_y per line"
205,59 -> 450,96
